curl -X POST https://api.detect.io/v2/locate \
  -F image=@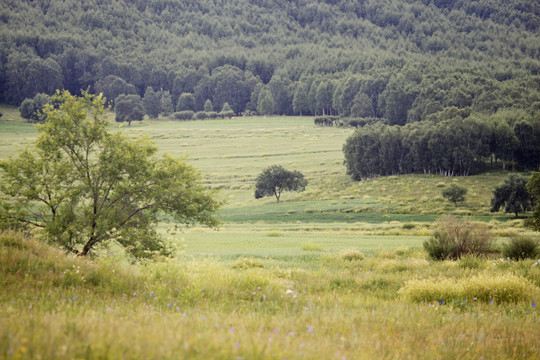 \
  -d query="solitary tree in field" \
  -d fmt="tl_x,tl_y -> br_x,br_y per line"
0,91 -> 222,258
442,183 -> 467,206
254,165 -> 307,202
115,94 -> 145,125
491,174 -> 535,218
